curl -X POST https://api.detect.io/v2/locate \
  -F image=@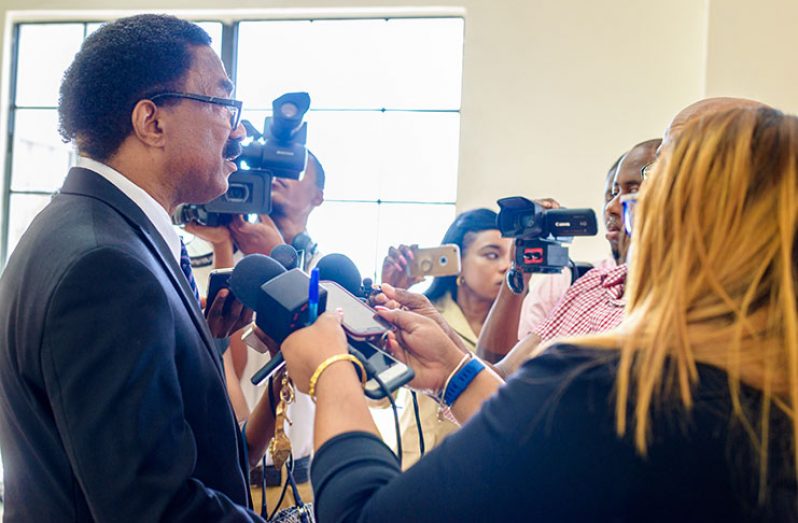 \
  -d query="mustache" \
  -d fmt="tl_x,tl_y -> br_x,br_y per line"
223,139 -> 242,161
